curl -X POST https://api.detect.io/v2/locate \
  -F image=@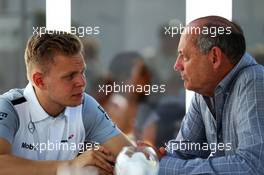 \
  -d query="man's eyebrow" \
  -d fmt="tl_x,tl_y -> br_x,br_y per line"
62,68 -> 86,77
62,71 -> 77,77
